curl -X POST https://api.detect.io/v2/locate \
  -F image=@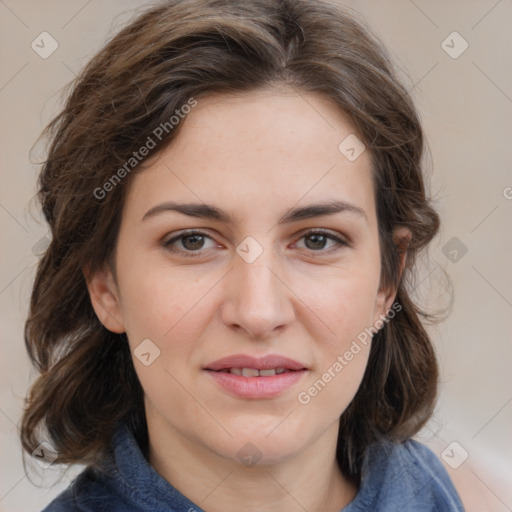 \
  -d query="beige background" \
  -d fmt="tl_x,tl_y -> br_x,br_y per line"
1,1 -> 511,510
